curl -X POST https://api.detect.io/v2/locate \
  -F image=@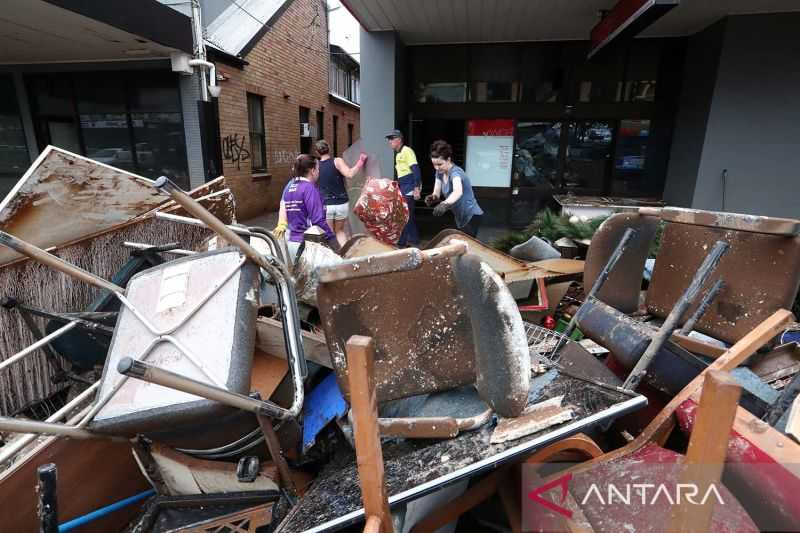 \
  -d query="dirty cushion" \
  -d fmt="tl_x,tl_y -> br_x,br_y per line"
452,253 -> 530,417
